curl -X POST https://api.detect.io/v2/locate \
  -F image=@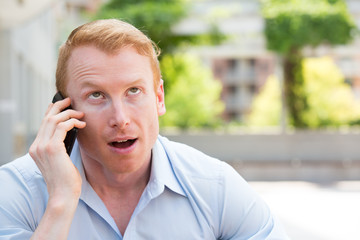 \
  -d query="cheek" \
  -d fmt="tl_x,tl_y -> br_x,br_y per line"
145,107 -> 160,132
79,112 -> 105,136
